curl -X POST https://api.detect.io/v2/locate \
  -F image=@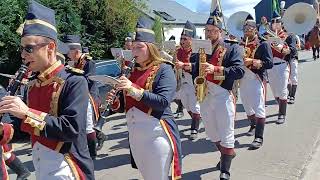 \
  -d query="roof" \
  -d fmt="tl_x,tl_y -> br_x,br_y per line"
139,0 -> 209,25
